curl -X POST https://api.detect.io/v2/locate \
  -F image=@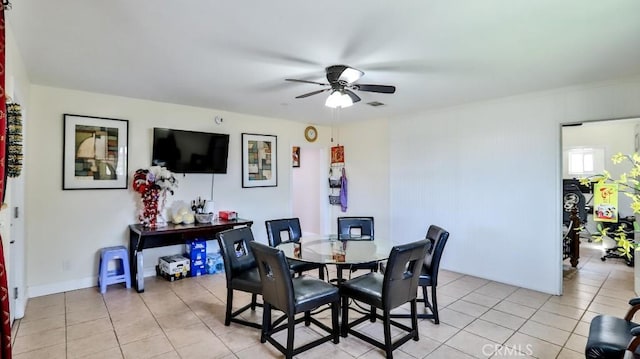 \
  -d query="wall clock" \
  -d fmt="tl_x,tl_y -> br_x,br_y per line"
304,126 -> 318,142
